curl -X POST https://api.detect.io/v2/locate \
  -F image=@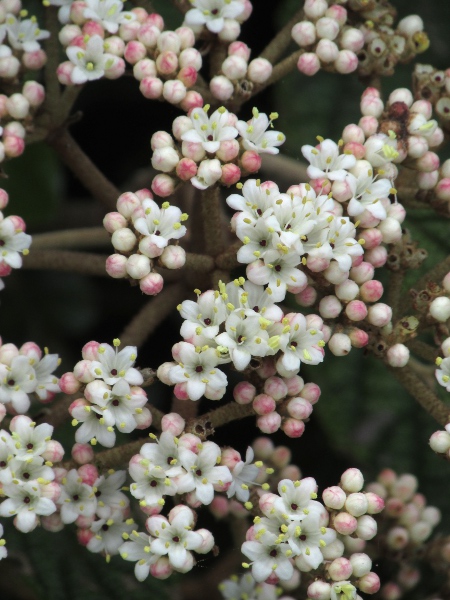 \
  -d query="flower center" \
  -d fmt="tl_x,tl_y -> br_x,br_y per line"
102,524 -> 109,531
291,503 -> 298,510
172,536 -> 180,543
24,496 -> 31,504
73,494 -> 79,501
7,379 -> 15,386
269,549 -> 277,557
112,399 -> 119,406
150,480 -> 158,487
204,318 -> 212,325
300,534 -> 307,541
195,469 -> 202,476
275,265 -> 282,272
26,443 -> 33,450
195,366 -> 203,373
110,369 -> 118,376
259,239 -> 267,247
